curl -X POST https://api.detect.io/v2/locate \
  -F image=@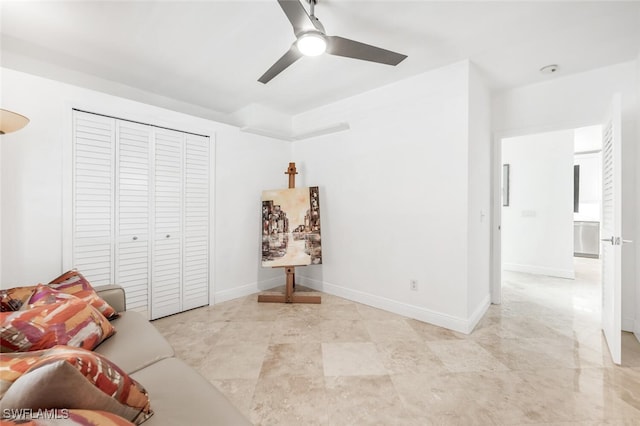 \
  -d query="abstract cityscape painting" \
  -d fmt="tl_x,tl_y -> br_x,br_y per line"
261,186 -> 322,267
